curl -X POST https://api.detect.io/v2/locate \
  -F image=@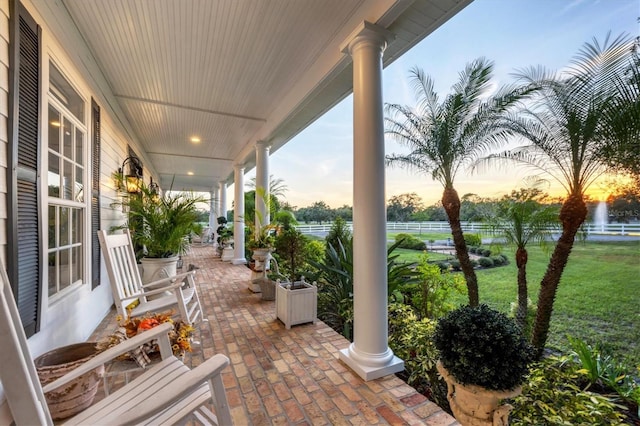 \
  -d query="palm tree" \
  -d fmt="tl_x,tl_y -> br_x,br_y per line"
488,186 -> 559,330
247,175 -> 289,198
385,58 -> 523,306
486,33 -> 639,355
